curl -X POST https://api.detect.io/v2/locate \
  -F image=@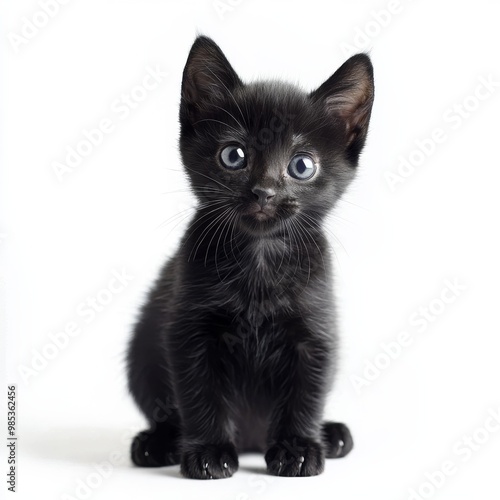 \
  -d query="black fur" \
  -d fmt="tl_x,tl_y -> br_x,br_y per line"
127,36 -> 374,479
